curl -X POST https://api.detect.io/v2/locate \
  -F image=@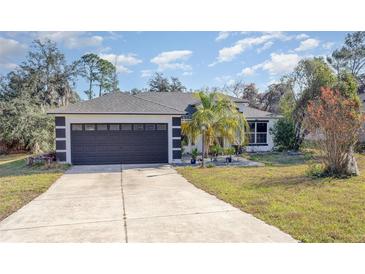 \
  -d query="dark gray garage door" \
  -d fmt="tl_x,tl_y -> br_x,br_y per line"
71,123 -> 168,165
